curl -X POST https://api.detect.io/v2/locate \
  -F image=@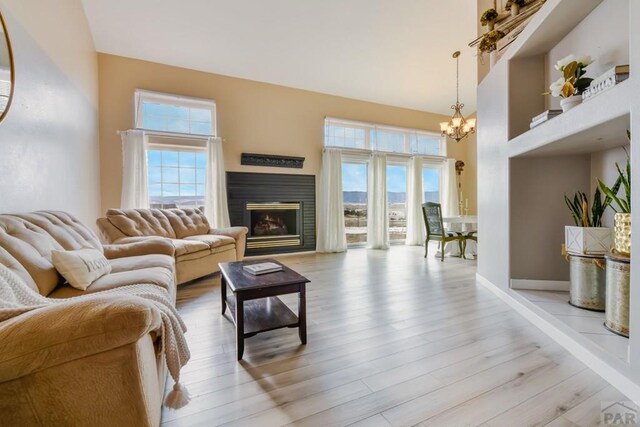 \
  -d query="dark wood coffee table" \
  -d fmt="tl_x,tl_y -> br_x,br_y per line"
219,259 -> 310,360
